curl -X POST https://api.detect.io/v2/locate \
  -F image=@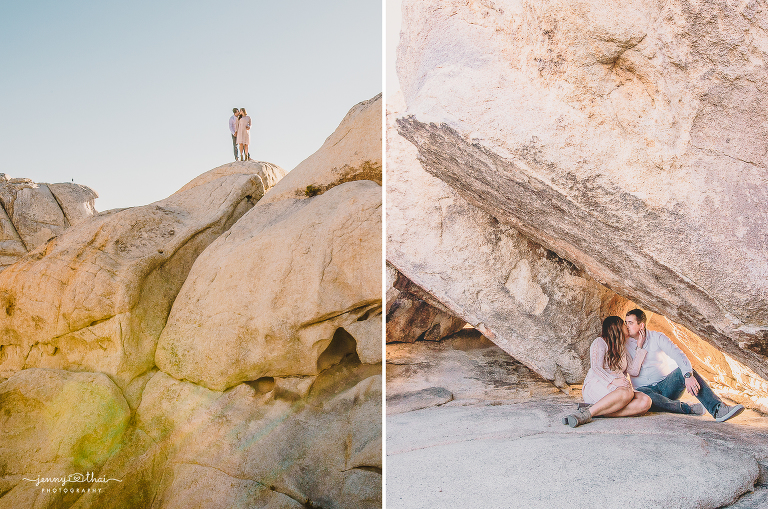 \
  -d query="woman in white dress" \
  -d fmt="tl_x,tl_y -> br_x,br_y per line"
562,315 -> 651,427
235,107 -> 251,161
